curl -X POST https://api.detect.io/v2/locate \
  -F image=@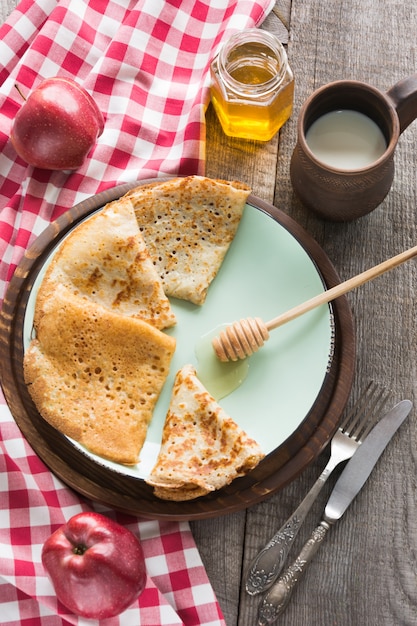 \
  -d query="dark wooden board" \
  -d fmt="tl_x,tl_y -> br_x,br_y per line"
0,181 -> 355,520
